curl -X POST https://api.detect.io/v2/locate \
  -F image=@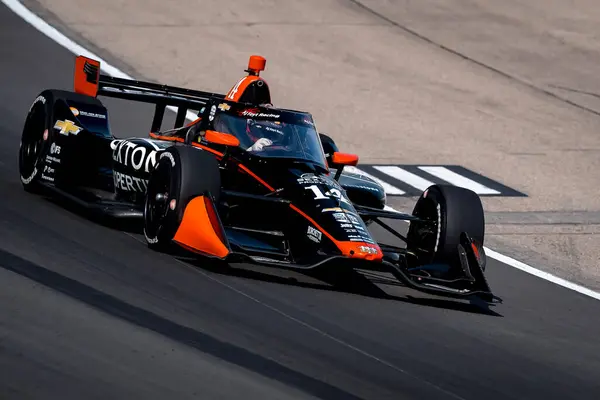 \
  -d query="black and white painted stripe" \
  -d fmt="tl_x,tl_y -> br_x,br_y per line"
347,165 -> 526,197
